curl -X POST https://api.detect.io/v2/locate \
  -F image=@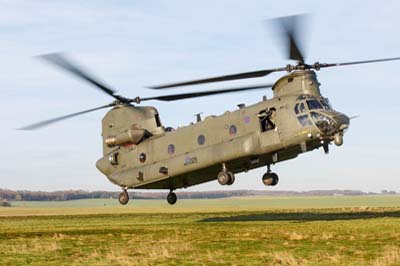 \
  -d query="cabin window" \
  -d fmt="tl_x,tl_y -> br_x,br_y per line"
259,108 -> 276,132
197,135 -> 205,145
154,114 -> 161,127
229,125 -> 237,136
109,152 -> 119,166
139,153 -> 146,163
168,144 -> 175,155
